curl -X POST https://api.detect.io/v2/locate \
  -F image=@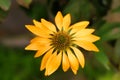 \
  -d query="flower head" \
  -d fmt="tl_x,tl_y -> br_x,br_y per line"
25,11 -> 100,76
